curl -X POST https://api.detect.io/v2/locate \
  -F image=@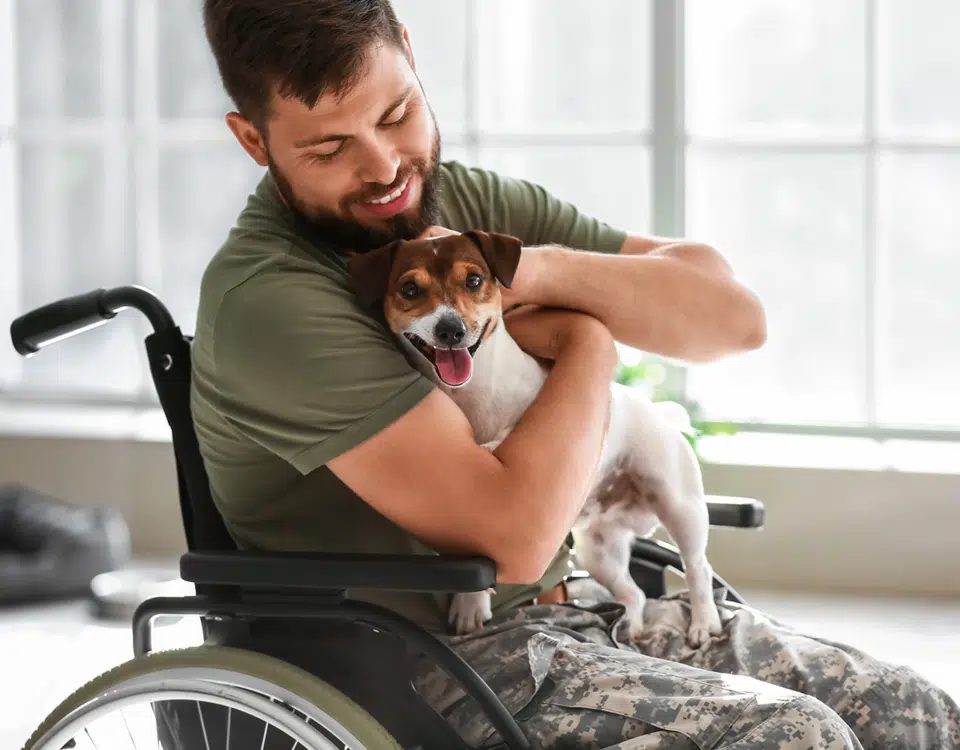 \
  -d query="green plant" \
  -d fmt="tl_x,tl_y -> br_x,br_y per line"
614,358 -> 736,462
